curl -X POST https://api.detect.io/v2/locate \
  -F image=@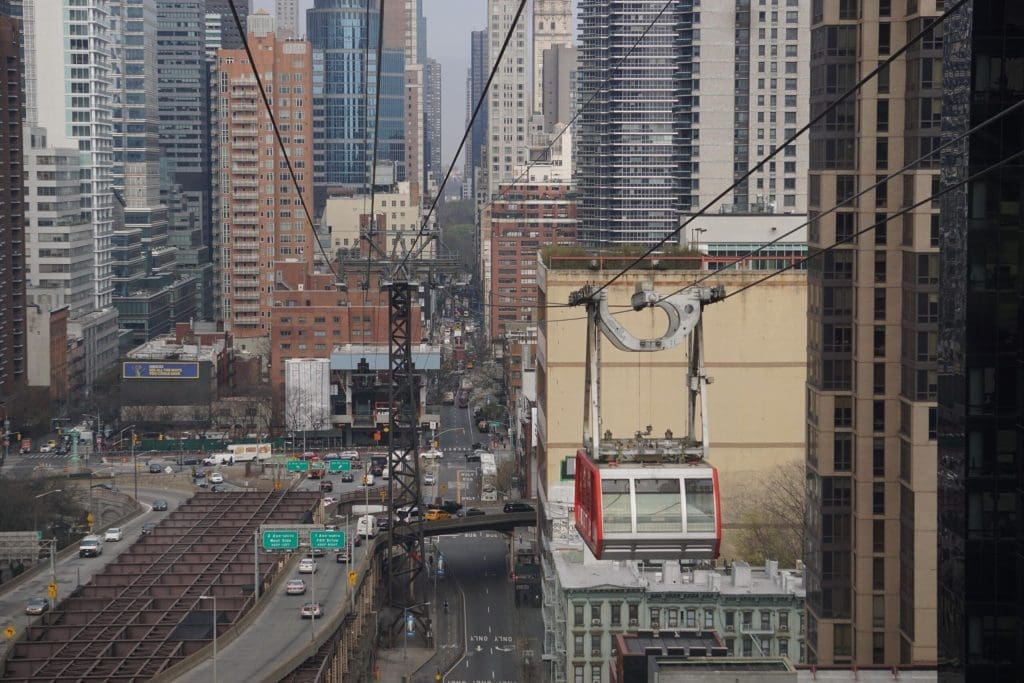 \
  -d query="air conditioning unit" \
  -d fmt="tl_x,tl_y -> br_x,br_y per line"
591,649 -> 601,657
592,619 -> 602,627
628,619 -> 639,627
651,622 -> 660,630
780,625 -> 789,632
